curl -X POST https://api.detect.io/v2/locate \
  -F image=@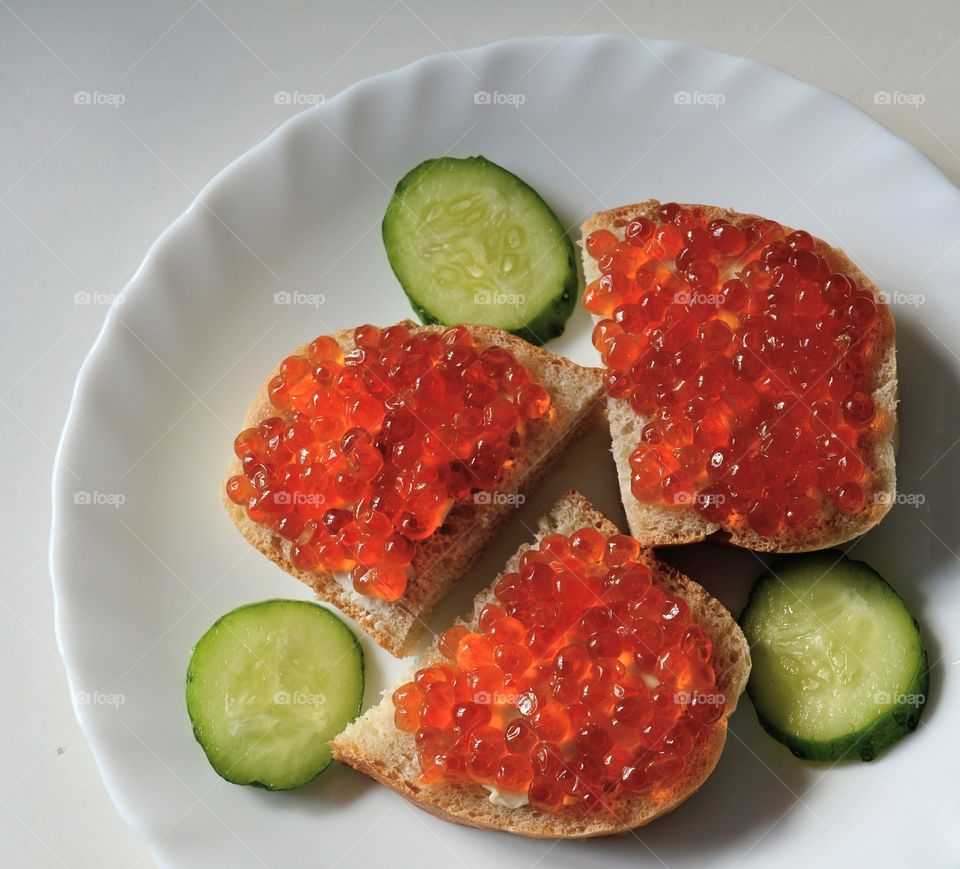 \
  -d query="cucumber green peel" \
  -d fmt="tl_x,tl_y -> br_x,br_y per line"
186,599 -> 364,790
741,551 -> 928,762
382,156 -> 577,345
